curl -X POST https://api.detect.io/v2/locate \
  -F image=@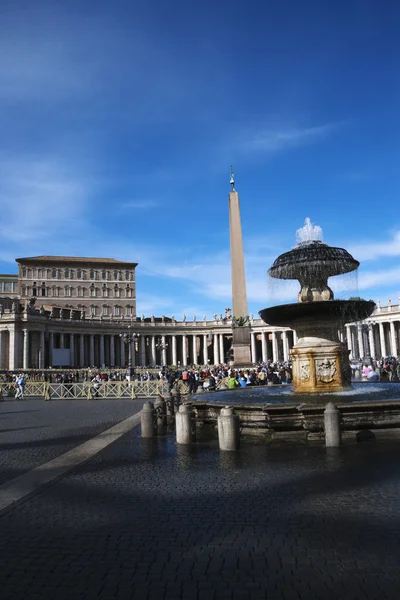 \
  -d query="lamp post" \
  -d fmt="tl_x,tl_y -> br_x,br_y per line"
119,328 -> 140,380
